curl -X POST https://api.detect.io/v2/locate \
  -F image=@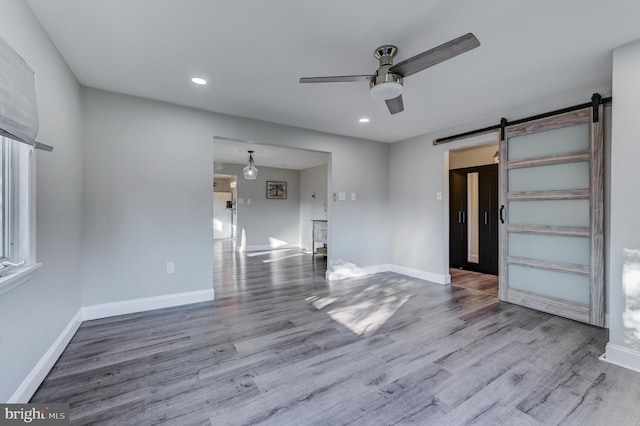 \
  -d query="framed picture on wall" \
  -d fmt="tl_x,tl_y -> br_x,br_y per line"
266,181 -> 287,199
